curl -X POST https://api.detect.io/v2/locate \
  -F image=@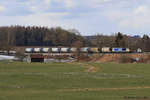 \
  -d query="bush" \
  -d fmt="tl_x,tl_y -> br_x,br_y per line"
147,54 -> 150,60
120,55 -> 135,63
139,55 -> 150,63
78,54 -> 91,62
